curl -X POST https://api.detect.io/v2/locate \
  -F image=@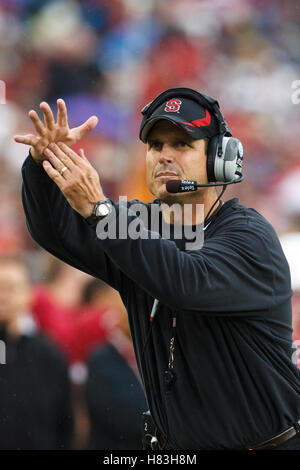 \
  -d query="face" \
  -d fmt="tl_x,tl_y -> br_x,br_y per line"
146,120 -> 208,202
0,262 -> 31,324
